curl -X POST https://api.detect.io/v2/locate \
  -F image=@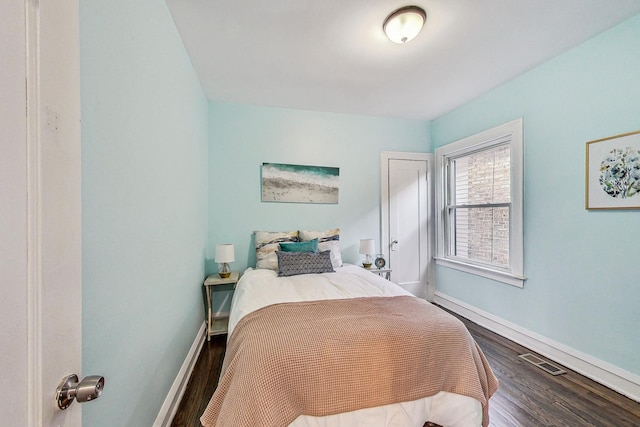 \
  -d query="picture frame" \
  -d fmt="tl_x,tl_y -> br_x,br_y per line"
585,130 -> 640,210
261,162 -> 340,204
